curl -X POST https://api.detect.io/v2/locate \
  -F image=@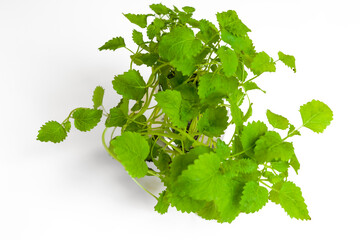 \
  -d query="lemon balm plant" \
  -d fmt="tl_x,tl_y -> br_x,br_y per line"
37,3 -> 333,223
